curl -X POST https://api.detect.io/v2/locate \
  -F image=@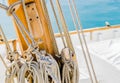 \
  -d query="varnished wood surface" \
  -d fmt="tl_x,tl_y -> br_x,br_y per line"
8,0 -> 56,55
